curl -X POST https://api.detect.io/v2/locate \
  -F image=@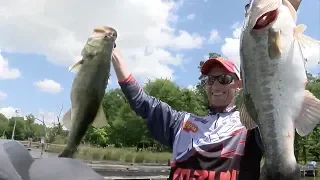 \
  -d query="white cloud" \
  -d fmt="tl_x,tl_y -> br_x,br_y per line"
0,51 -> 21,79
34,79 -> 63,94
0,0 -> 204,81
220,23 -> 242,67
208,29 -> 221,44
304,47 -> 320,69
186,13 -> 196,20
0,91 -> 7,101
0,107 -> 20,119
221,22 -> 320,69
129,47 -> 184,80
